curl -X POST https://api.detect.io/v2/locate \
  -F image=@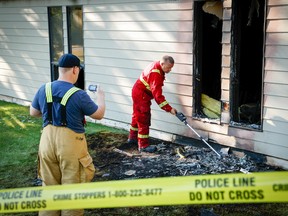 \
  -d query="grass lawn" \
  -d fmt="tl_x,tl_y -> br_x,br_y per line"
0,100 -> 126,190
0,101 -> 41,189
